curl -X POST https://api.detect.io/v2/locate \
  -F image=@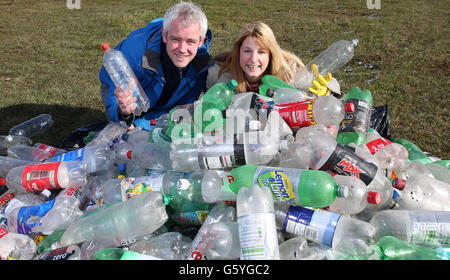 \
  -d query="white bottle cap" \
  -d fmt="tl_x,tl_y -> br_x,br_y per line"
177,179 -> 190,190
40,189 -> 52,199
248,120 -> 261,131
